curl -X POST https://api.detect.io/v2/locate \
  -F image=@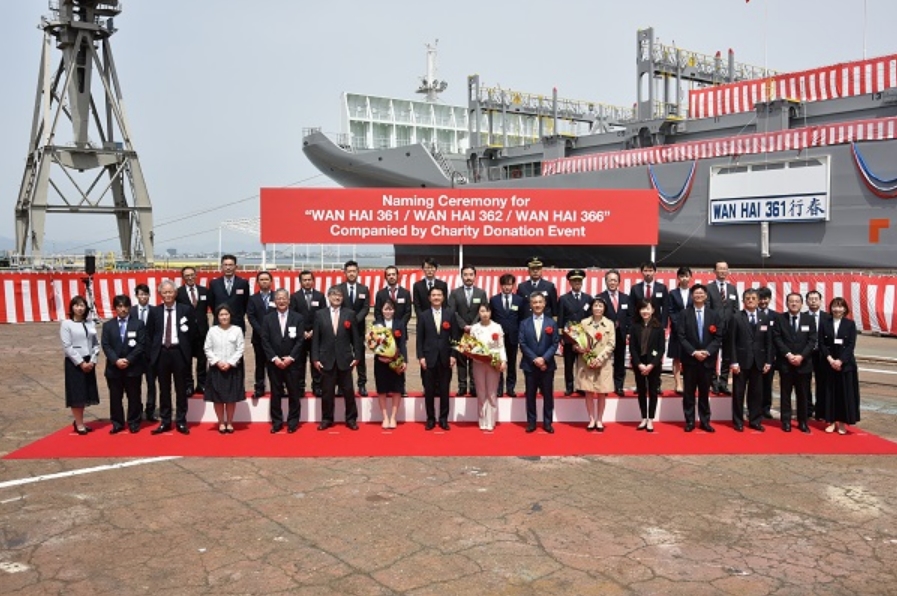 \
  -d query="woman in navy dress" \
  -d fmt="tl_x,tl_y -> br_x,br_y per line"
818,297 -> 860,435
373,299 -> 407,428
61,295 -> 100,434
